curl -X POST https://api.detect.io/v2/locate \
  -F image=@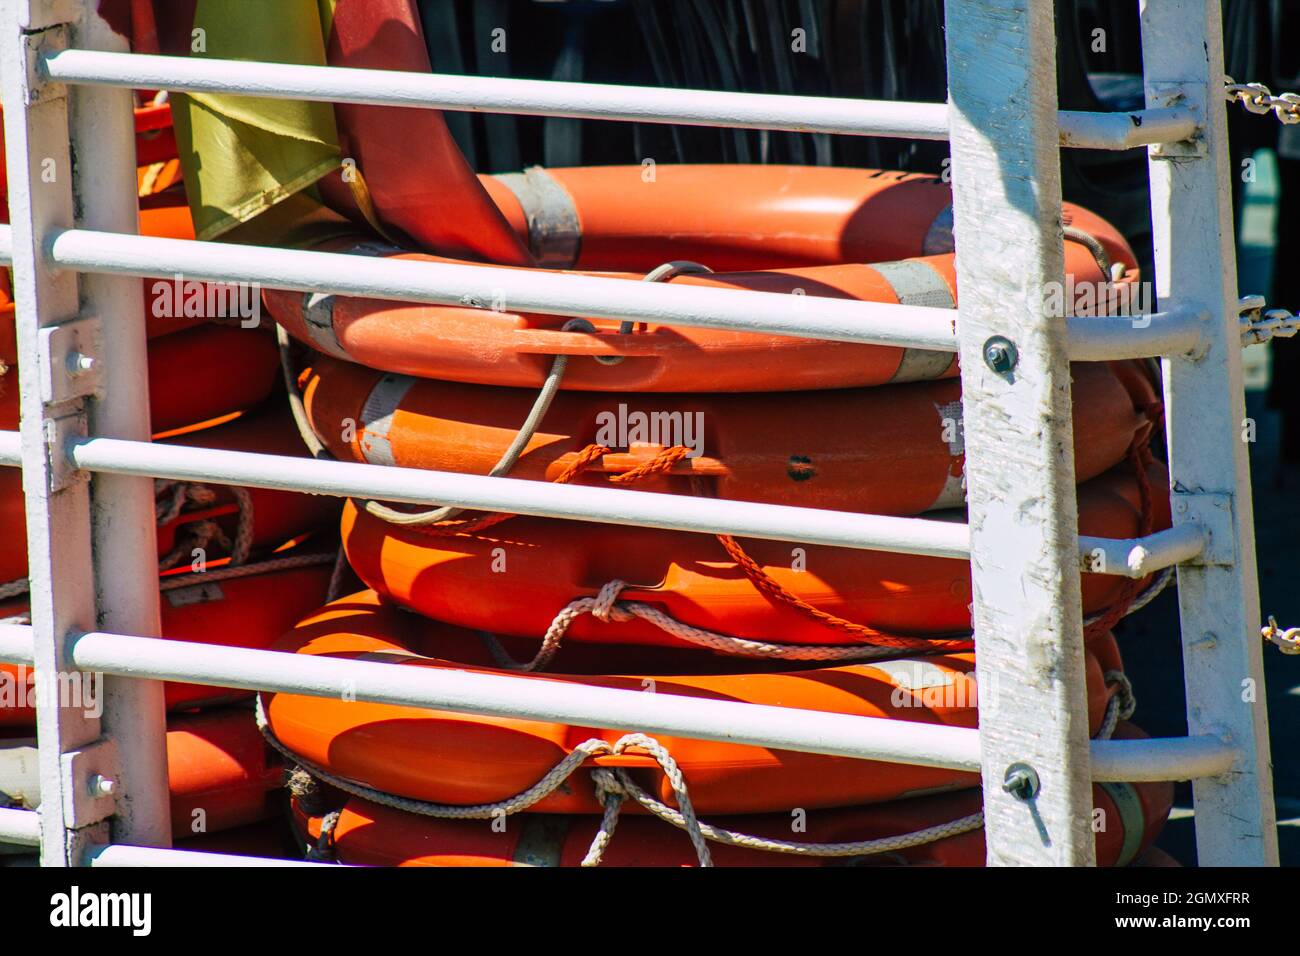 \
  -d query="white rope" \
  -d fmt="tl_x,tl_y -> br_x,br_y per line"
482,568 -> 1176,671
480,579 -> 911,670
255,695 -> 714,864
261,663 -> 1138,866
1096,671 -> 1136,743
592,766 -> 983,859
0,545 -> 328,606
